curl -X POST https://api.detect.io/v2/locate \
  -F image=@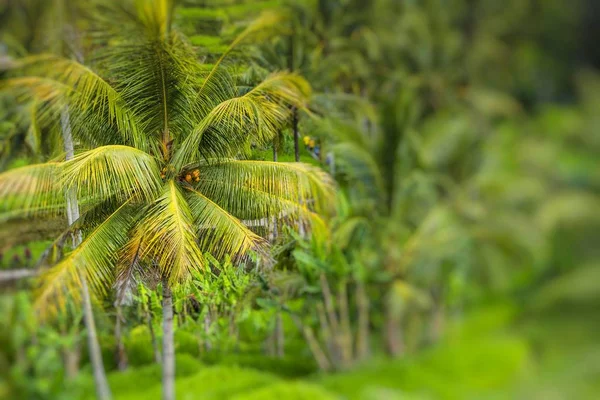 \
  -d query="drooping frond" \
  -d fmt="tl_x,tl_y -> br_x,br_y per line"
35,201 -> 136,317
198,10 -> 288,97
131,181 -> 205,284
92,0 -> 175,43
316,118 -> 373,152
331,142 -> 385,205
61,145 -> 161,203
95,34 -> 204,148
0,162 -> 65,217
174,73 -> 311,166
6,55 -> 149,151
194,177 -> 324,230
196,159 -> 336,217
186,188 -> 267,261
89,1 -> 205,149
135,0 -> 174,39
